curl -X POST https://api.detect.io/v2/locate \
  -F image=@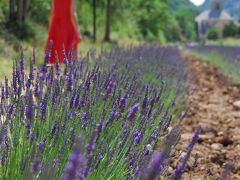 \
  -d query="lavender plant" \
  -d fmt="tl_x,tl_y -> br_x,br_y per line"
0,45 -> 195,179
186,44 -> 240,82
